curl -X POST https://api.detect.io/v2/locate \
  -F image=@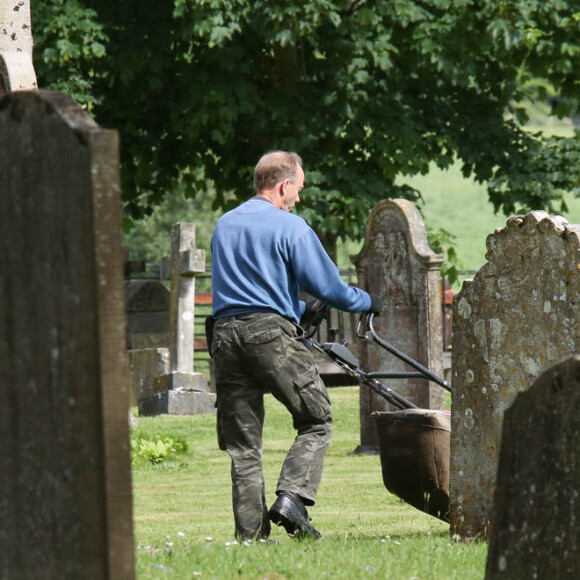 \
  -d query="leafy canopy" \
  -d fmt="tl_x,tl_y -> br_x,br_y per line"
33,0 -> 580,245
